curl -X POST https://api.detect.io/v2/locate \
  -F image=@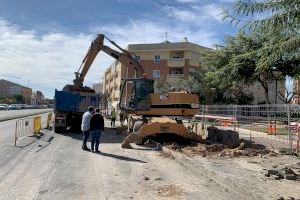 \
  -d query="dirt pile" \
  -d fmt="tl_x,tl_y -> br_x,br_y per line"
218,142 -> 278,158
207,126 -> 240,147
164,142 -> 225,157
164,141 -> 279,158
159,151 -> 175,159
